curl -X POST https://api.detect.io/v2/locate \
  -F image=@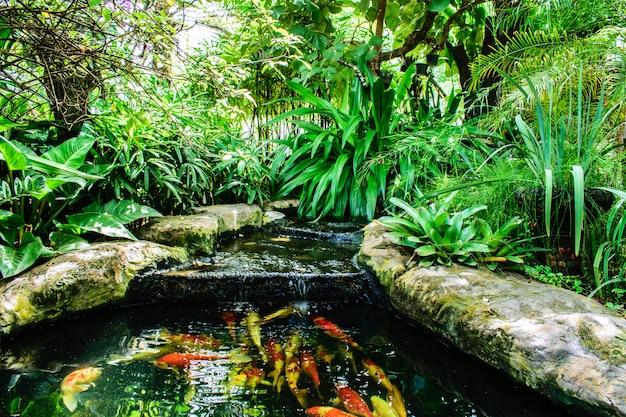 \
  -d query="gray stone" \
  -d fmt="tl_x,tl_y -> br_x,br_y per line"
136,214 -> 220,255
357,222 -> 410,288
0,241 -> 188,335
192,203 -> 264,233
360,222 -> 626,417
